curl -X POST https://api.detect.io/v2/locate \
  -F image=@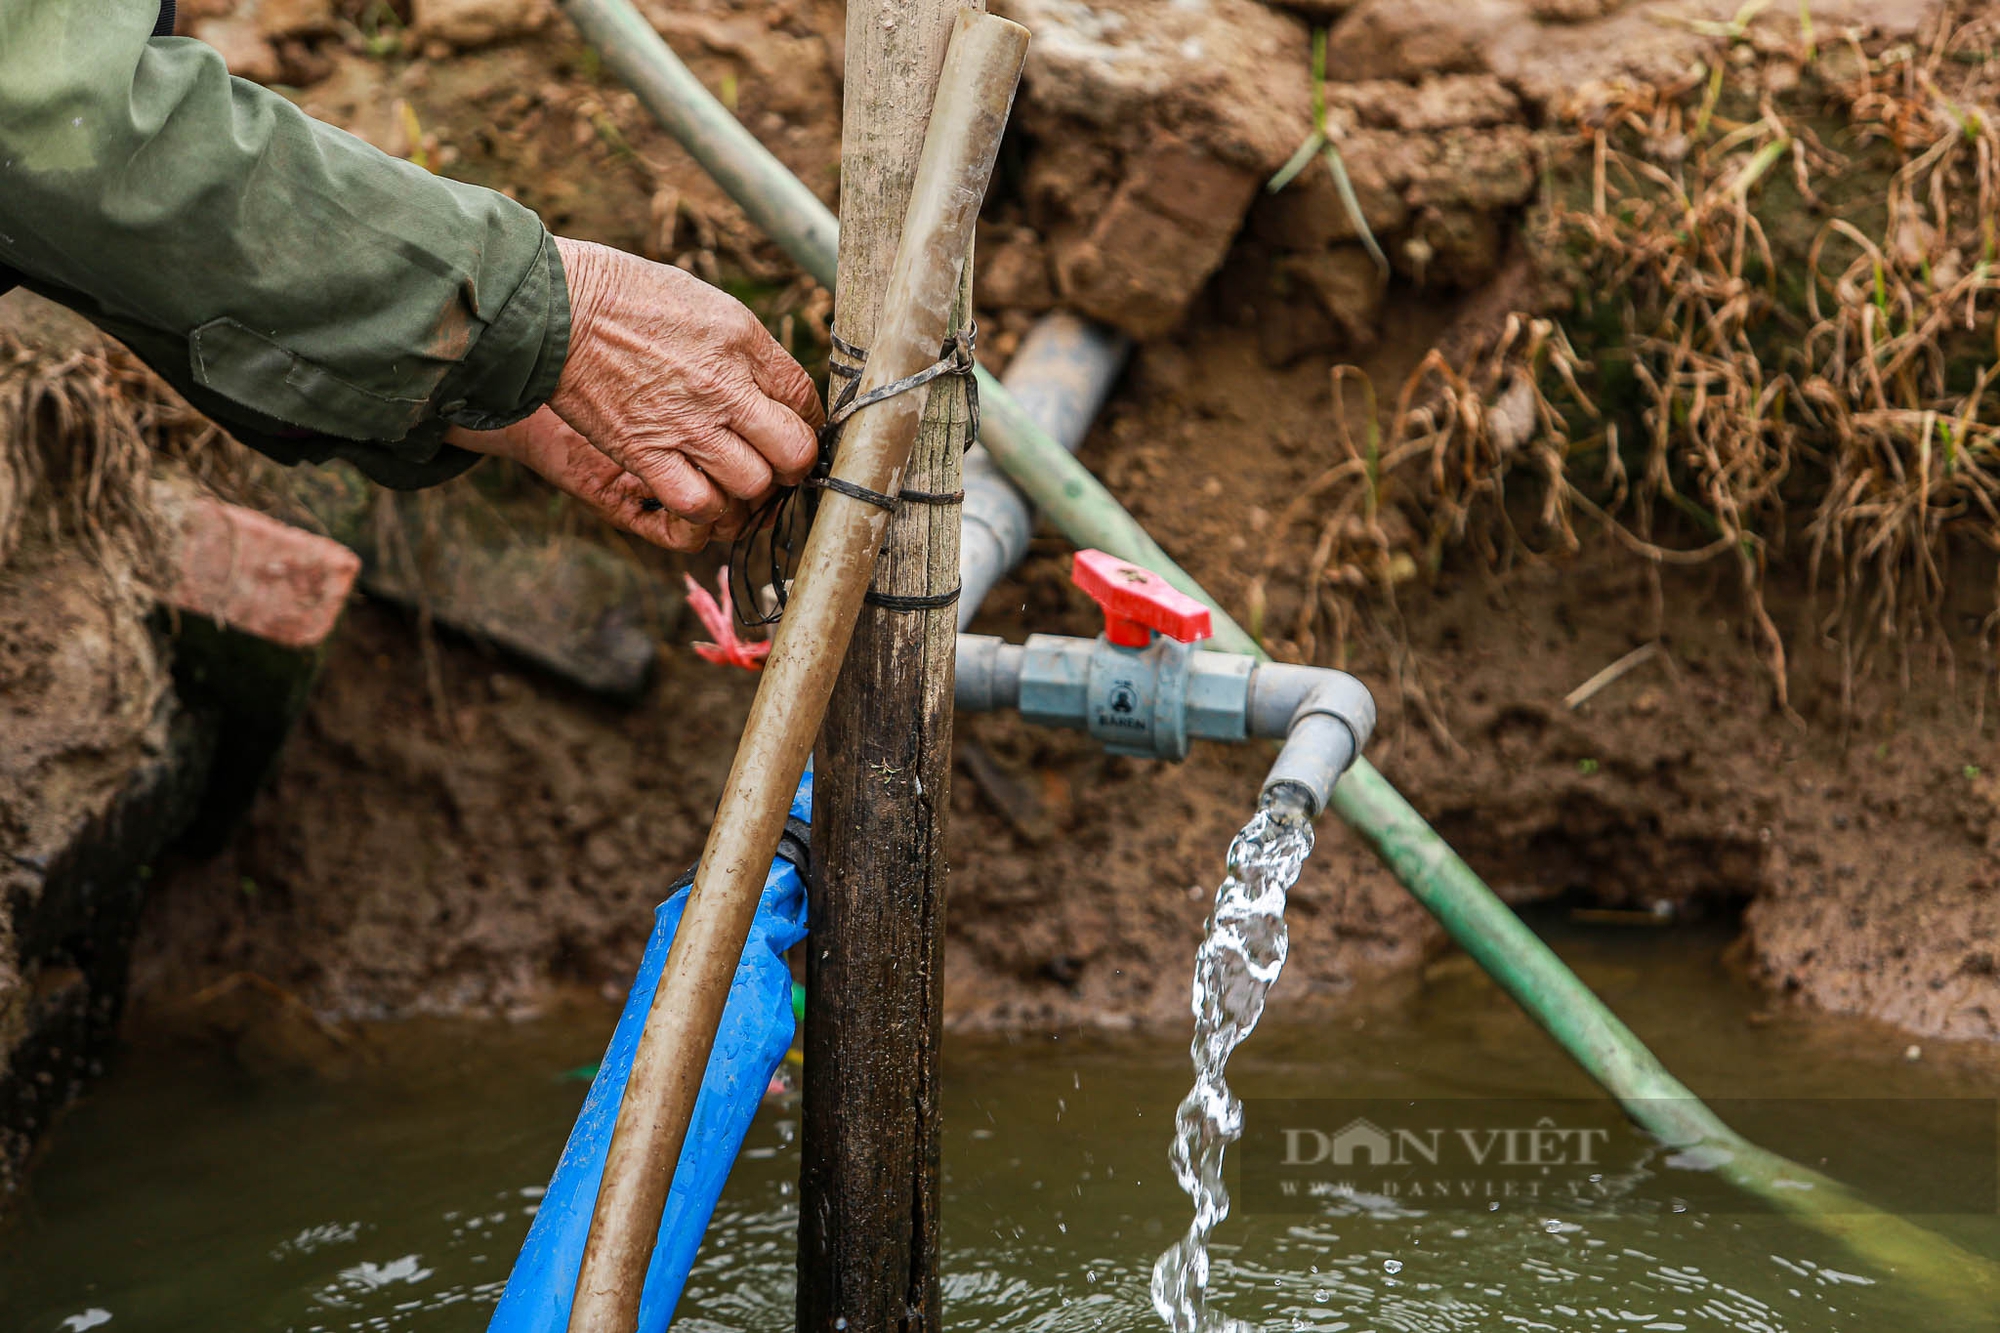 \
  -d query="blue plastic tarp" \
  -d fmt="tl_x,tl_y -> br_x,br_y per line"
487,771 -> 812,1332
